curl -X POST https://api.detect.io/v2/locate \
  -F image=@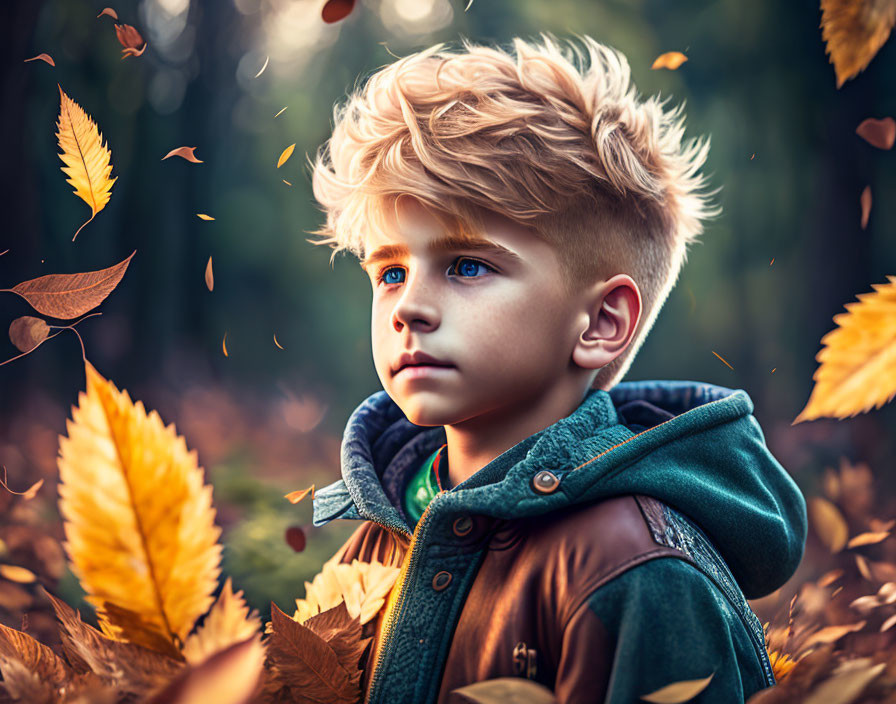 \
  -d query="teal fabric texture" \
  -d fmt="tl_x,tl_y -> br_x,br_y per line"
310,380 -> 808,703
